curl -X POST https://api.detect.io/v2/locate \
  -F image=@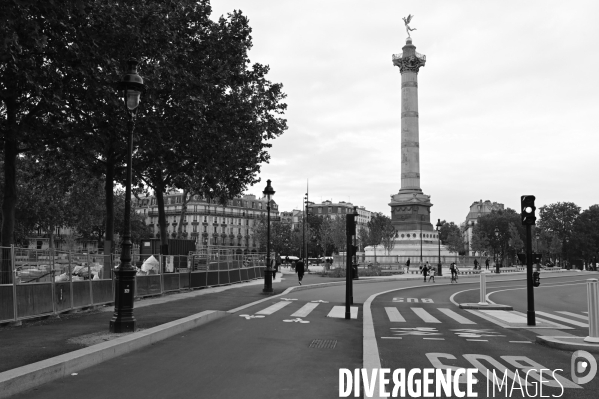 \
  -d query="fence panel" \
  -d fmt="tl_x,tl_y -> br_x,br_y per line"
163,274 -> 180,292
136,275 -> 161,297
16,283 -> 53,318
0,285 -> 15,322
206,271 -> 219,286
240,268 -> 249,281
92,280 -> 113,304
190,271 -> 207,289
72,281 -> 91,309
54,282 -> 72,312
179,272 -> 190,289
